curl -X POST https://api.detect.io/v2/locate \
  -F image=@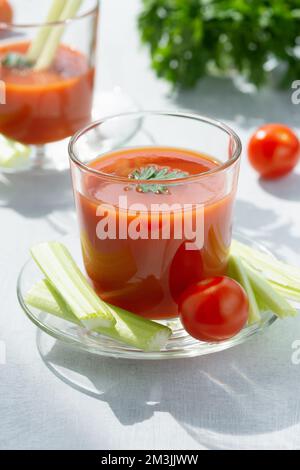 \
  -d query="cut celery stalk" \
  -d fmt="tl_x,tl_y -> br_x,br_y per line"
228,255 -> 261,325
255,292 -> 273,315
34,0 -> 83,70
0,135 -> 30,169
26,279 -> 75,322
26,0 -> 66,63
30,242 -> 115,329
25,280 -> 172,351
268,283 -> 300,303
243,265 -> 297,318
232,240 -> 300,291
